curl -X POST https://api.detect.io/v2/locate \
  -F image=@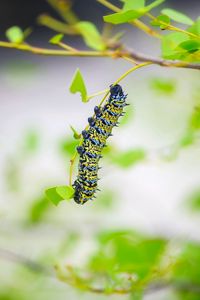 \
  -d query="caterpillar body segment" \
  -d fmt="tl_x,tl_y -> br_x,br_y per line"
73,84 -> 128,205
